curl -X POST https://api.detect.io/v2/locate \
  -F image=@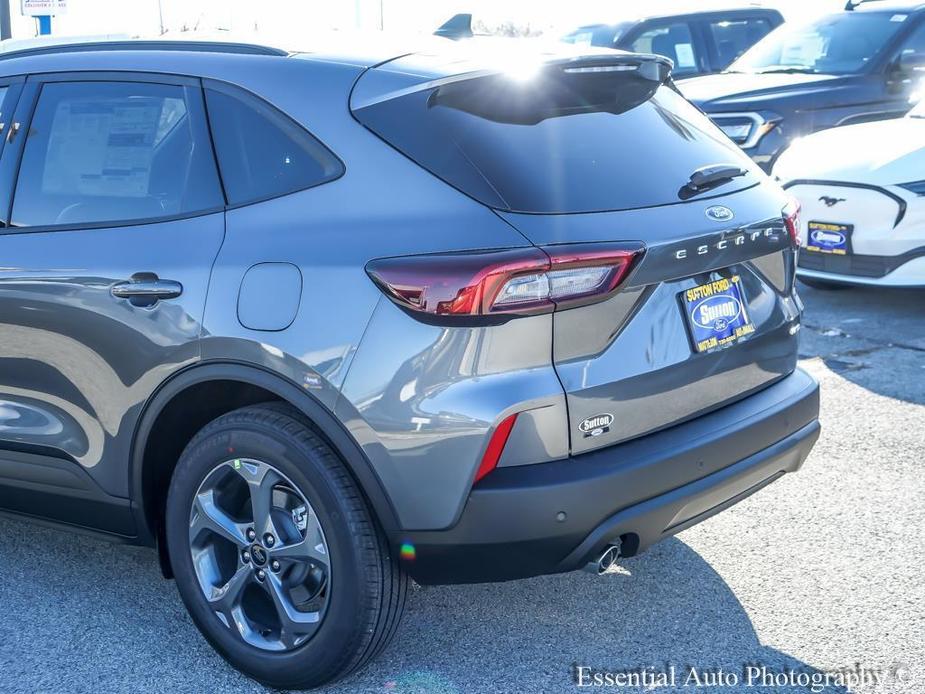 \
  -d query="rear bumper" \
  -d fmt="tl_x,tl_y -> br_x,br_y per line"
398,368 -> 820,584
